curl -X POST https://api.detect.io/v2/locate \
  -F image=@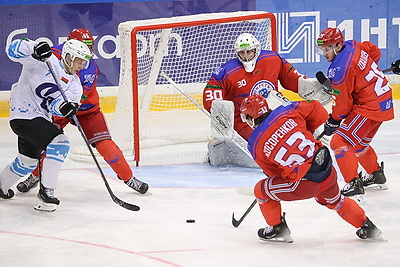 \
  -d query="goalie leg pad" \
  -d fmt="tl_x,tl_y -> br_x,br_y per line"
207,138 -> 229,166
210,100 -> 234,138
